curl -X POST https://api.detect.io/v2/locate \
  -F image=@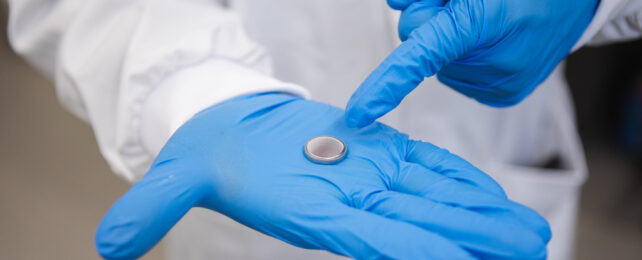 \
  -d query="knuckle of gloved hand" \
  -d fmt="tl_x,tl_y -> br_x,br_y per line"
435,69 -> 521,108
467,85 -> 530,108
497,55 -> 533,76
522,212 -> 553,243
503,227 -> 548,260
477,221 -> 548,260
505,203 -> 552,243
398,2 -> 442,40
496,85 -> 535,107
